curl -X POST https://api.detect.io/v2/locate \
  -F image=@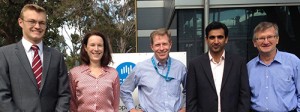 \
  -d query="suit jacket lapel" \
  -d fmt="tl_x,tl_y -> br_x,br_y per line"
203,53 -> 217,92
40,45 -> 51,90
15,41 -> 38,88
221,52 -> 232,90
